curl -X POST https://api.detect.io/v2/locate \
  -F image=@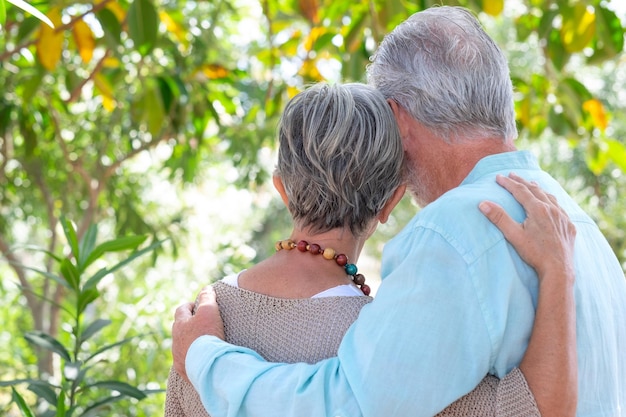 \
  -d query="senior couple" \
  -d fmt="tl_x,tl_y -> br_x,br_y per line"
167,6 -> 626,417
